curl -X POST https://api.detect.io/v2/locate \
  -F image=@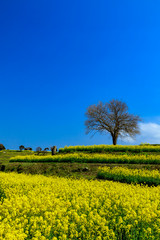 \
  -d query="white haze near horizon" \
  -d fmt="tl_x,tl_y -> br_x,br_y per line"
122,122 -> 160,144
